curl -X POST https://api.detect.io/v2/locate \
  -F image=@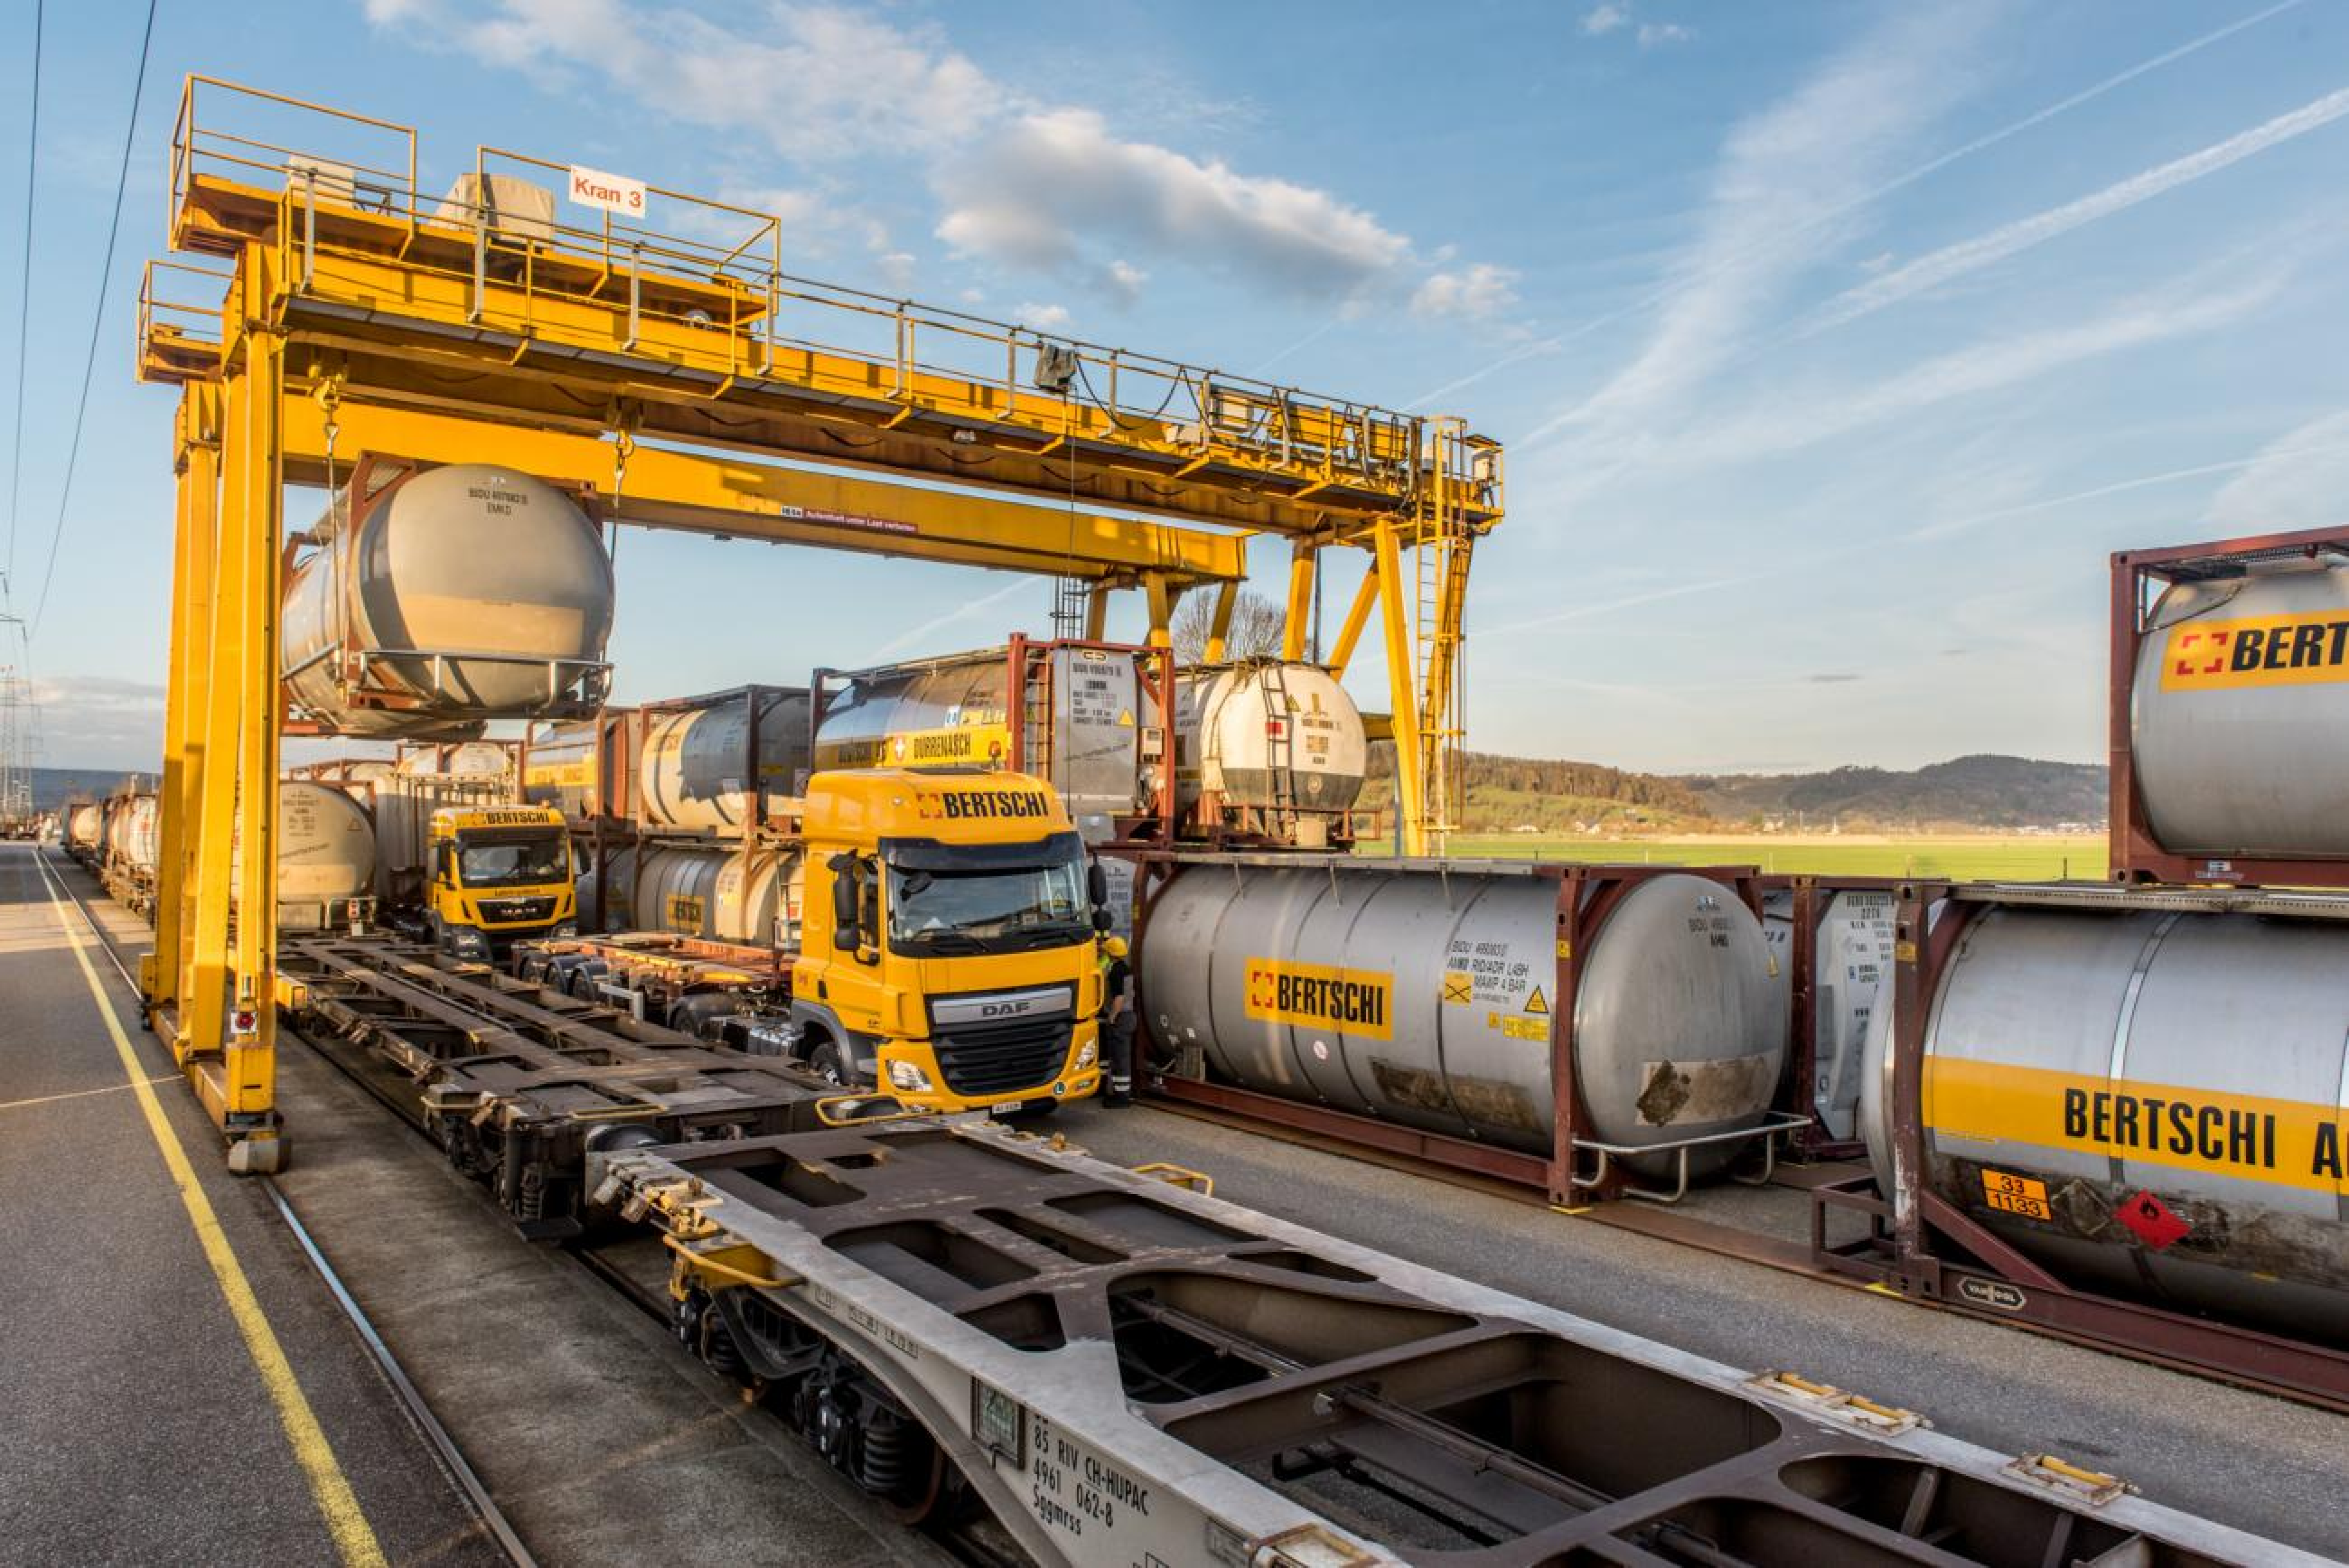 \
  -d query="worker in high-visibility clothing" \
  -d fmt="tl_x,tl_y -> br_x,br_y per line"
1099,934 -> 1135,1108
